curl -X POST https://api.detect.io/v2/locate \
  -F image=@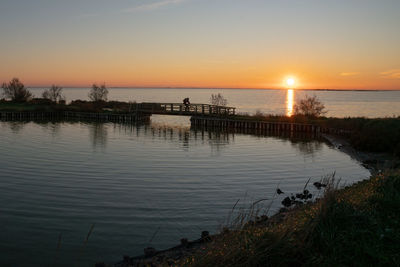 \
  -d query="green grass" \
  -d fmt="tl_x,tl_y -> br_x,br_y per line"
182,171 -> 400,266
